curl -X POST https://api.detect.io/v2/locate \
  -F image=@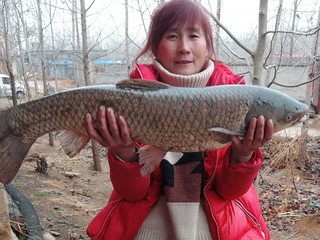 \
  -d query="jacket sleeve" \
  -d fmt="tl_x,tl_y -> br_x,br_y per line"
129,64 -> 158,80
108,150 -> 151,202
207,61 -> 246,86
212,145 -> 264,200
